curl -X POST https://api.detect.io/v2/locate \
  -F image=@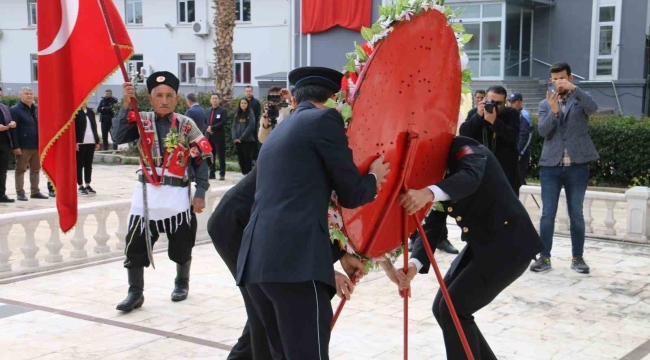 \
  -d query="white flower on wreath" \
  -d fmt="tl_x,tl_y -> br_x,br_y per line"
460,52 -> 469,70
